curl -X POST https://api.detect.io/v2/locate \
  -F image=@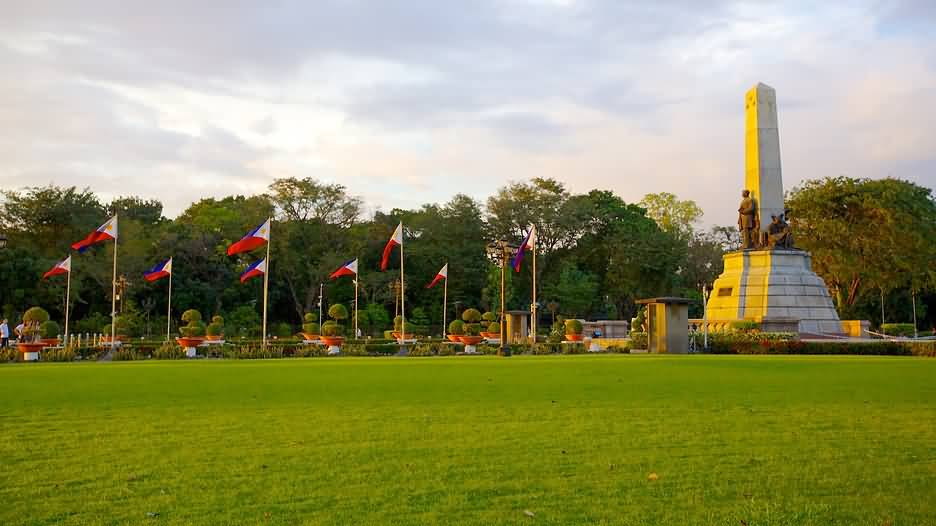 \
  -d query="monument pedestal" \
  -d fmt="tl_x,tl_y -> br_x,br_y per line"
706,249 -> 842,335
